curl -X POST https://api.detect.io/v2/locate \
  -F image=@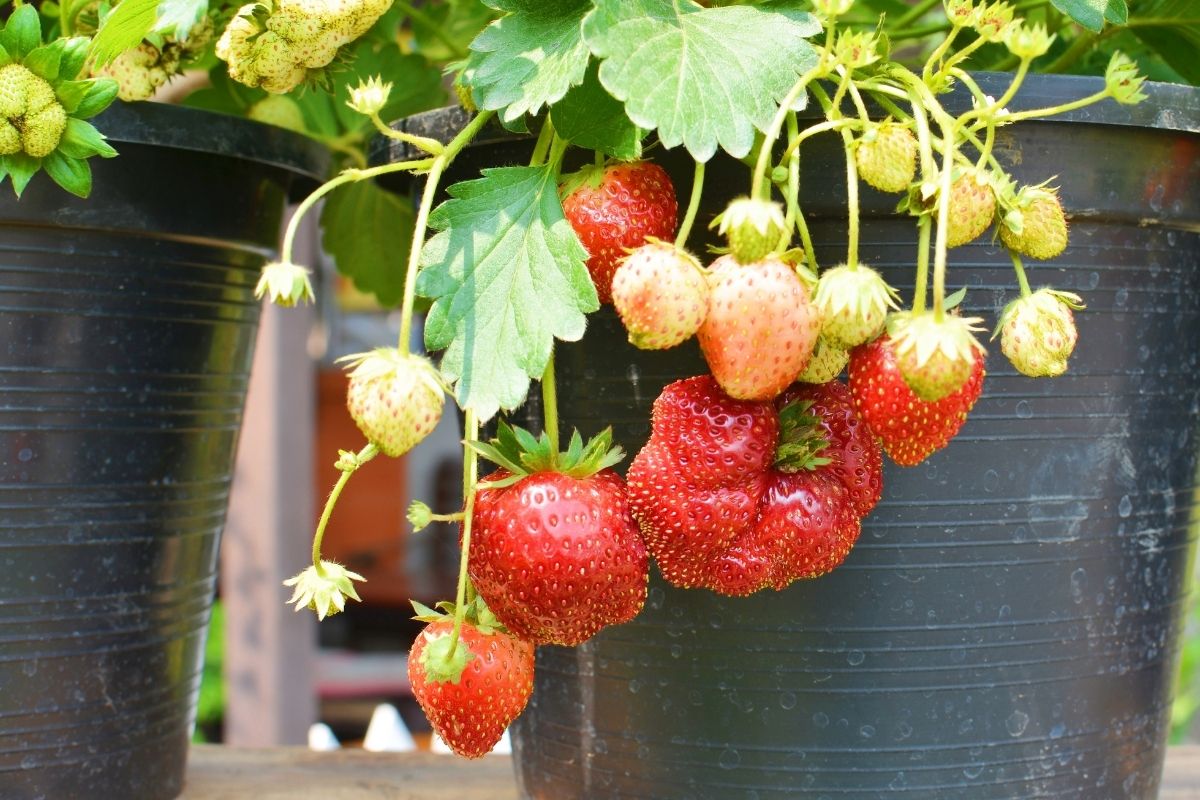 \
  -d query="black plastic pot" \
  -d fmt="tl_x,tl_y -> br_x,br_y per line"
388,74 -> 1200,799
0,103 -> 325,800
